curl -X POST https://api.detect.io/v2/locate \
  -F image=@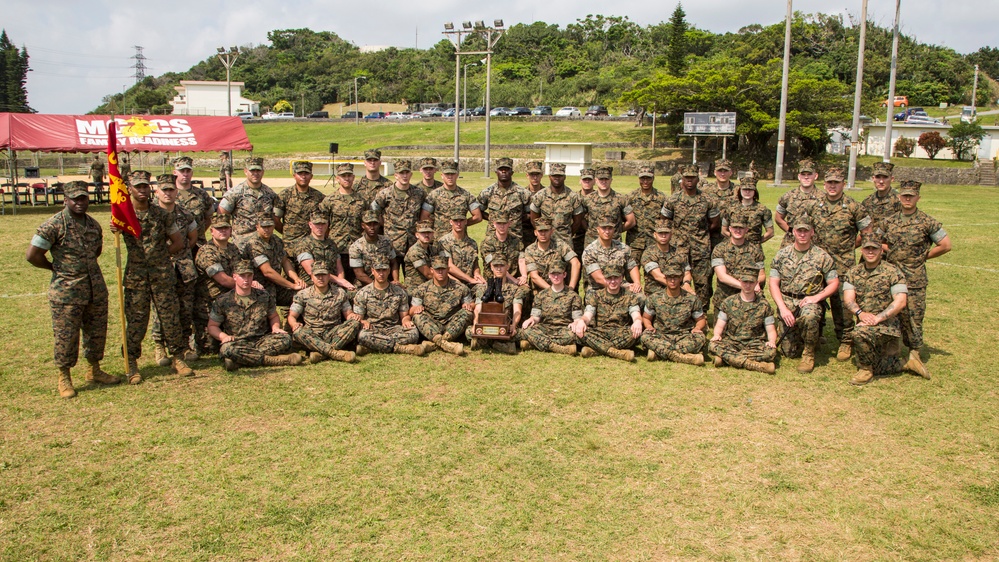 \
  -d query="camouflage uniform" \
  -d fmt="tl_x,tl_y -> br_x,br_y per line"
219,182 -> 279,249
640,290 -> 706,358
710,239 -> 765,313
291,235 -> 341,287
478,182 -> 532,240
210,288 -> 292,366
348,234 -> 397,285
415,158 -> 444,197
776,188 -> 819,247
521,286 -> 583,351
404,239 -> 443,291
353,174 -> 392,209
353,283 -> 419,352
31,207 -> 108,368
524,236 -> 577,291
423,184 -> 480,238
219,157 -> 233,190
702,181 -> 737,251
411,278 -> 474,342
290,284 -> 361,355
580,287 -> 642,355
641,242 -> 692,296
661,187 -> 719,310
882,206 -> 947,352
195,236 -> 242,301
581,190 -> 632,247
843,260 -> 907,376
89,158 -> 106,202
708,294 -> 778,367
320,186 -> 367,281
769,244 -> 838,358
480,232 -> 524,279
861,189 -> 901,235
625,185 -> 667,265
245,231 -> 297,306
150,202 -> 199,351
438,232 -> 480,286
529,185 -> 583,243
176,186 -> 214,245
721,201 -> 773,248
372,180 -> 426,257
582,239 -> 638,288
275,184 -> 325,246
